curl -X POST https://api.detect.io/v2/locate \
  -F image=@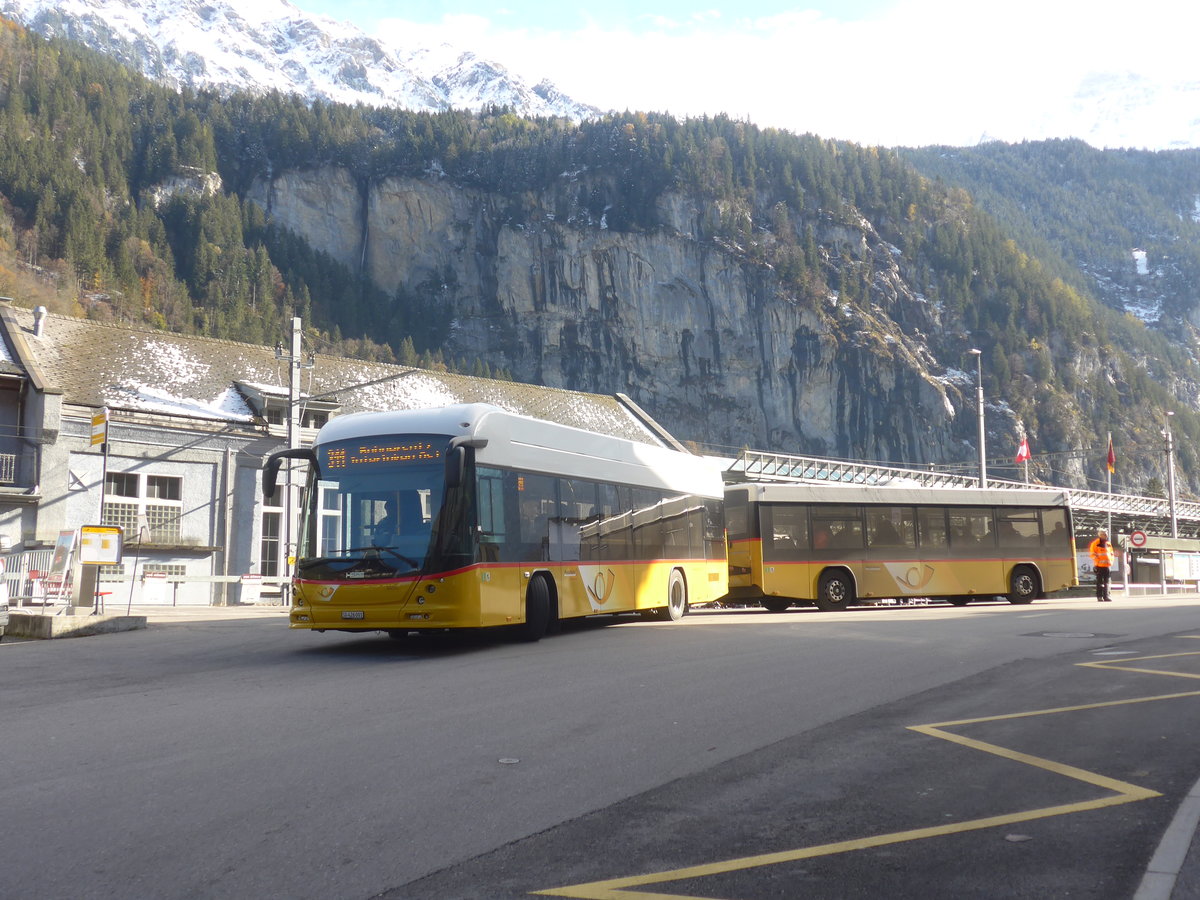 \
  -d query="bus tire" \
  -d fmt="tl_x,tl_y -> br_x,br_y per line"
760,598 -> 792,613
815,569 -> 854,612
517,575 -> 551,641
946,596 -> 972,607
665,569 -> 688,621
545,590 -> 562,635
1007,566 -> 1039,605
